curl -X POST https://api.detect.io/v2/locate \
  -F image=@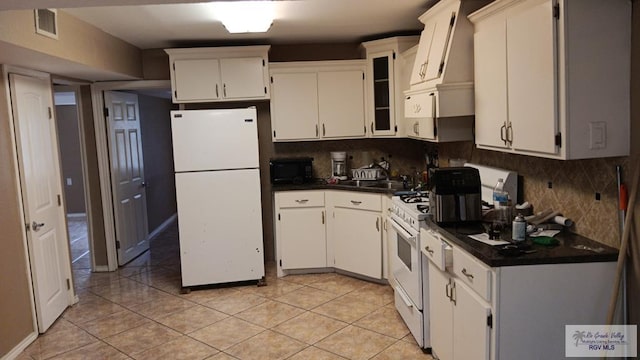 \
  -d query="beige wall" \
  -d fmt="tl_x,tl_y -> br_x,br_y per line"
0,10 -> 142,80
0,66 -> 36,356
